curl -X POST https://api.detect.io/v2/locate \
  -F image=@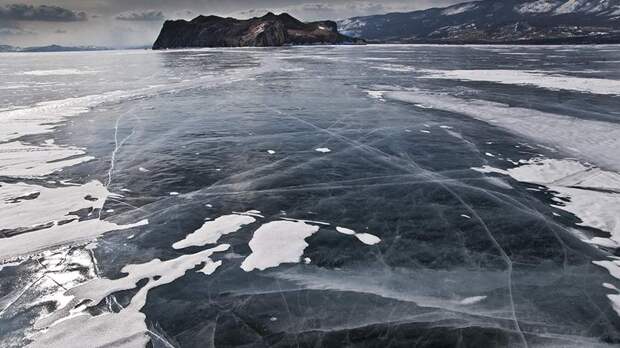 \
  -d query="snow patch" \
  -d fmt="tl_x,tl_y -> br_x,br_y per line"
442,3 -> 477,15
459,295 -> 487,305
420,69 -> 620,96
336,226 -> 382,245
241,221 -> 319,272
173,214 -> 256,249
382,90 -> 620,172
